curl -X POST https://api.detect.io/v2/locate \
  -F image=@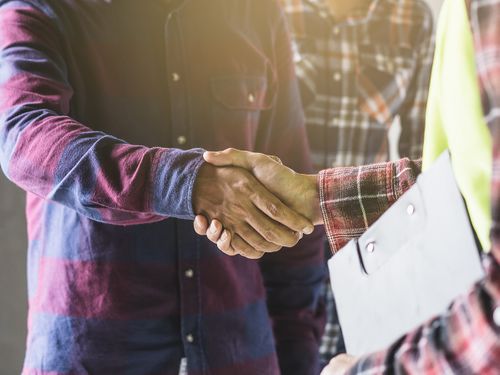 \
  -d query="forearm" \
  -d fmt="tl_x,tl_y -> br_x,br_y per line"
0,107 -> 205,224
